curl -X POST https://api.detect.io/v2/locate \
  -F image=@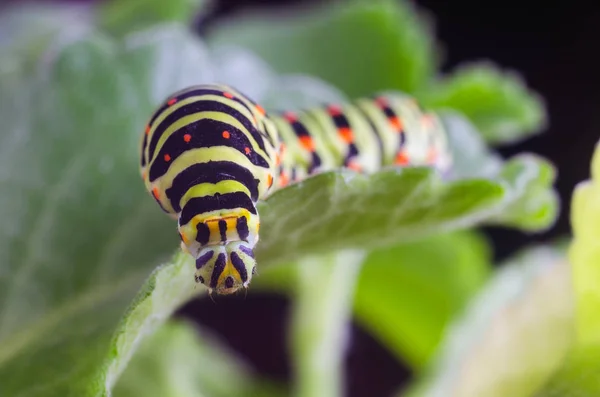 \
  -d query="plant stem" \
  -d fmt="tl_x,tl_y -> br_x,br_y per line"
290,249 -> 366,397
